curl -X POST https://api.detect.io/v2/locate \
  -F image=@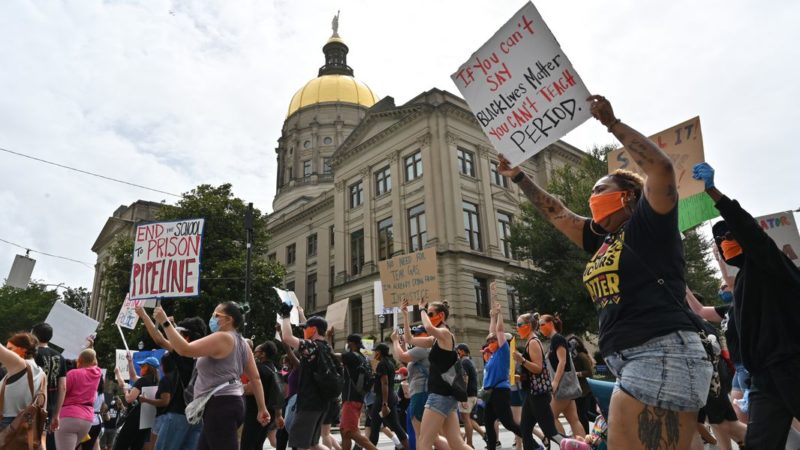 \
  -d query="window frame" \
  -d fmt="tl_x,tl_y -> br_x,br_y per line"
404,151 -> 423,182
457,148 -> 475,177
377,217 -> 394,261
463,201 -> 482,251
374,166 -> 392,196
407,204 -> 428,252
349,180 -> 364,209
